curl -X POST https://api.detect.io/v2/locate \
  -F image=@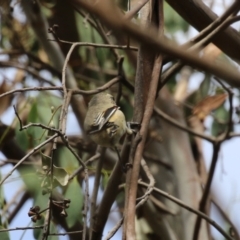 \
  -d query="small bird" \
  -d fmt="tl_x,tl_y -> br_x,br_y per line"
84,92 -> 133,147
